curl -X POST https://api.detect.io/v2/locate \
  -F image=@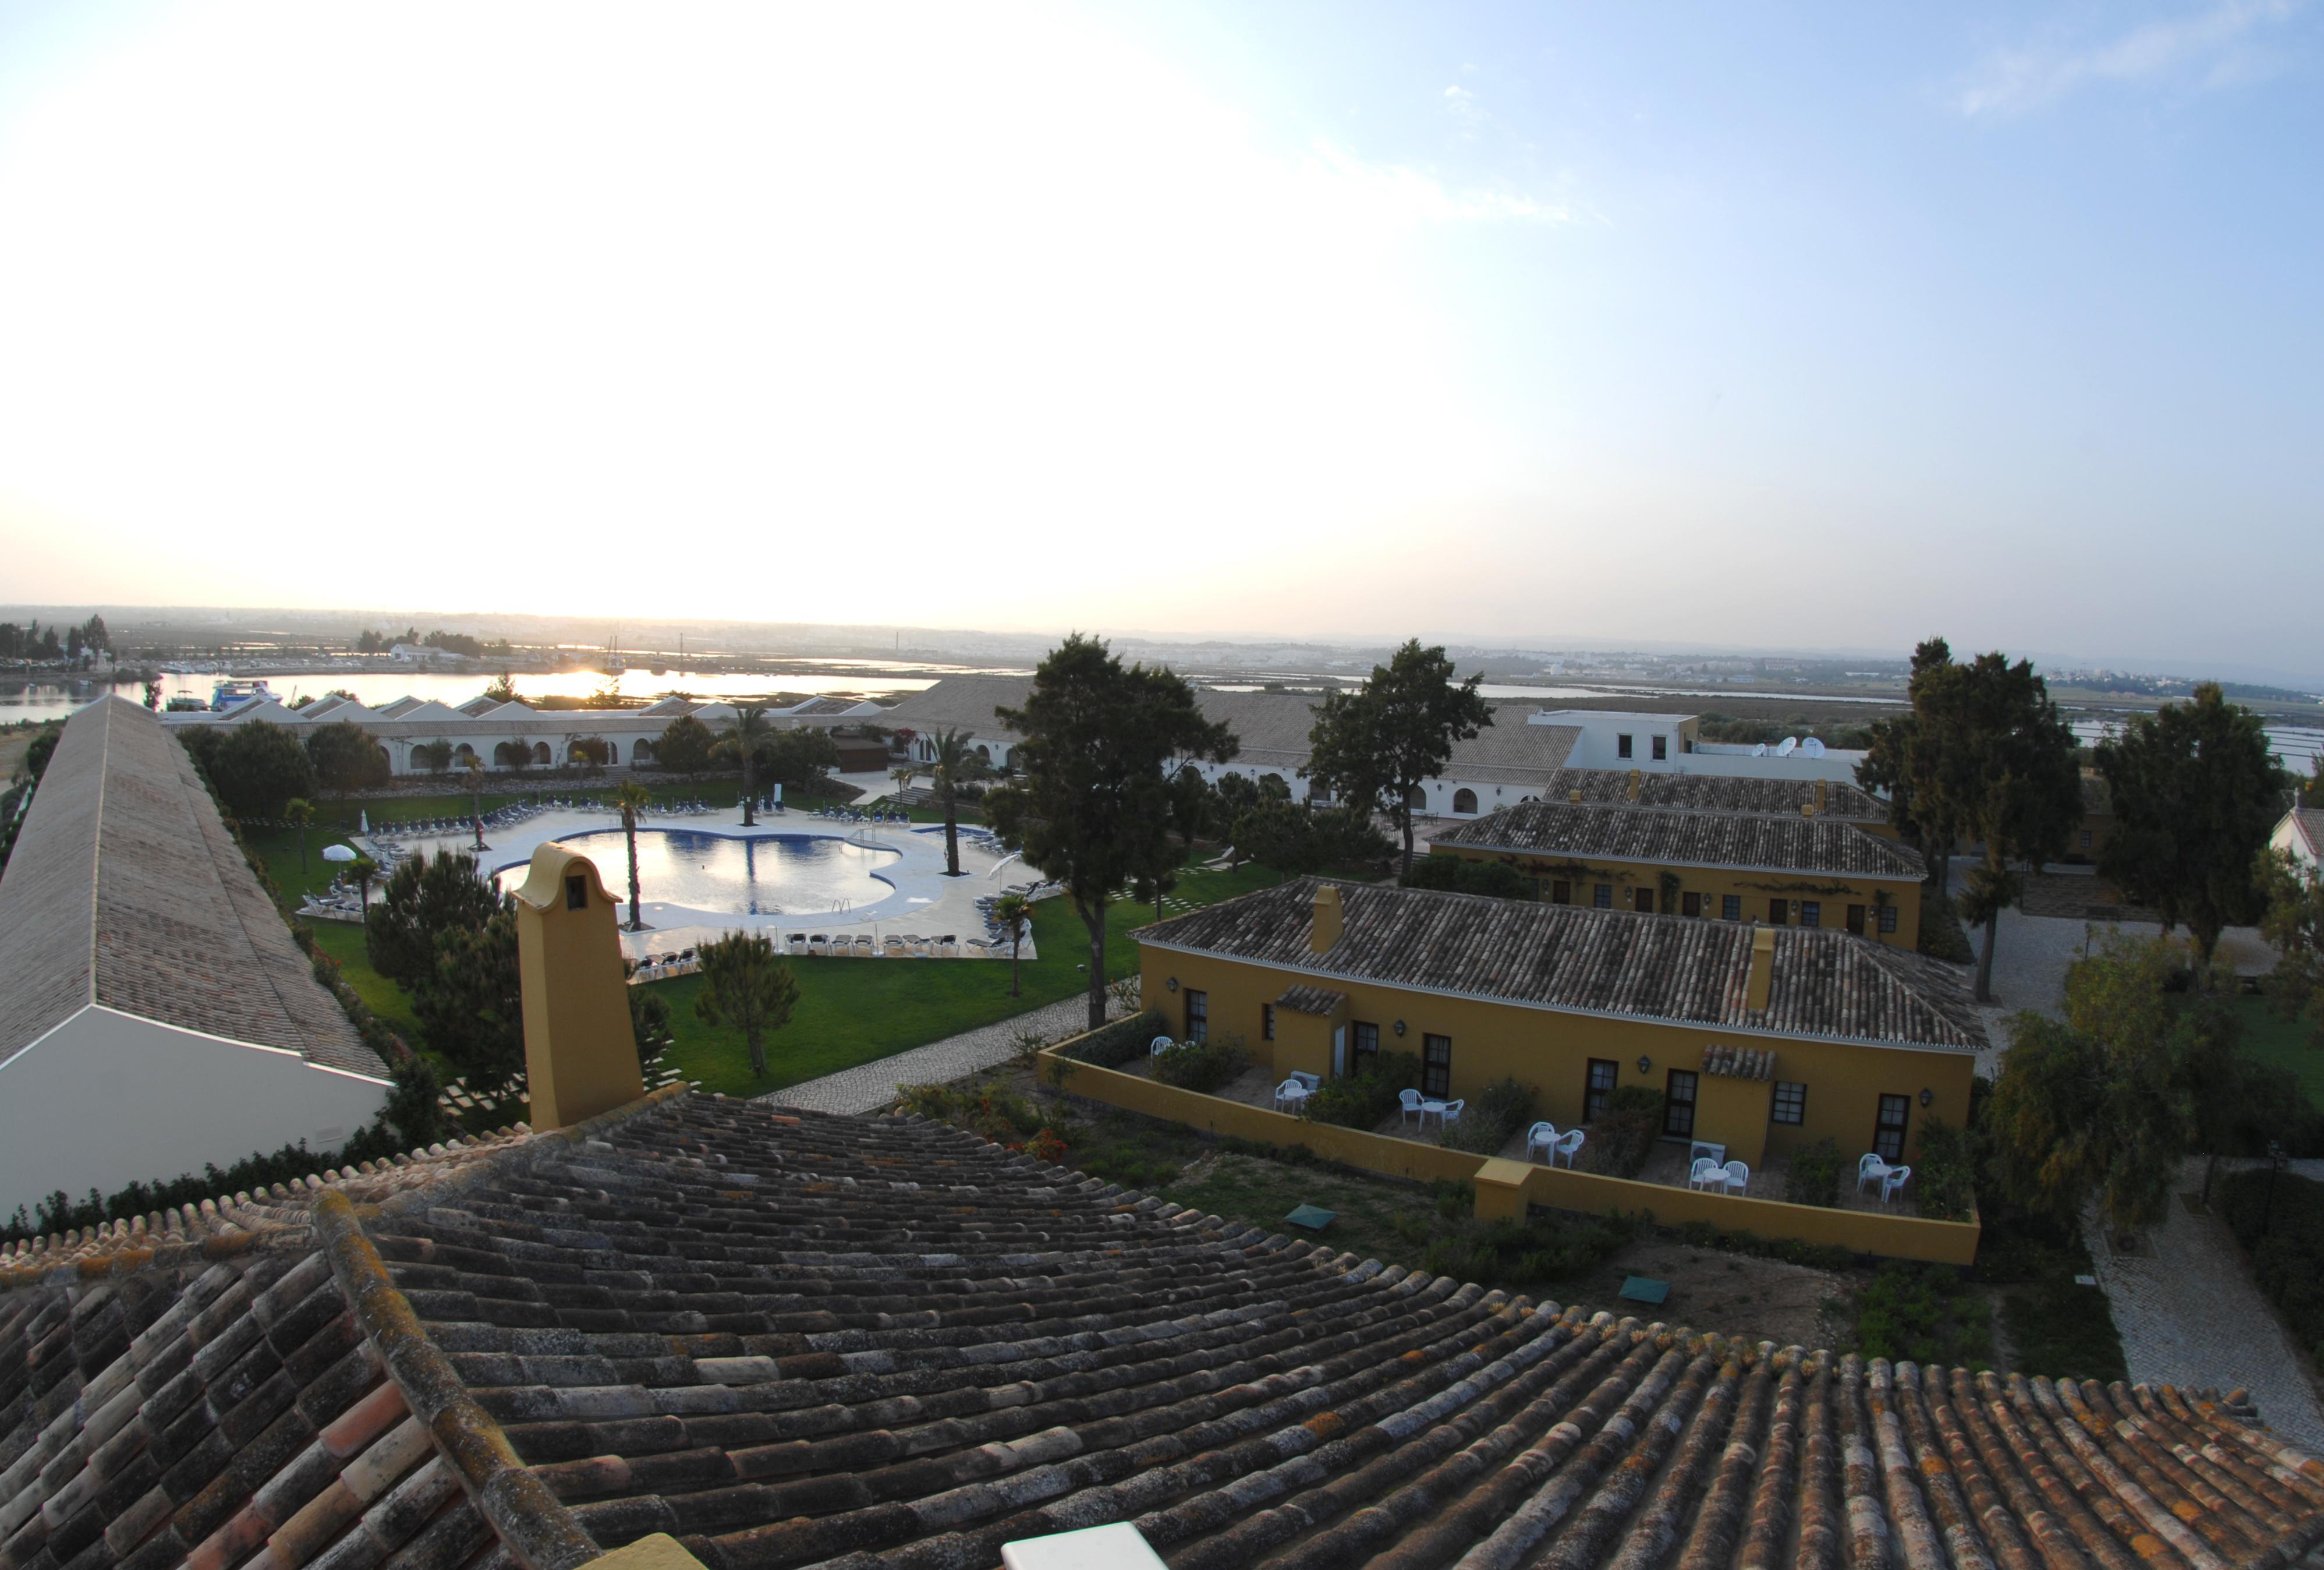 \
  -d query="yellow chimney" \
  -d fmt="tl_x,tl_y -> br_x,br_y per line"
1568,788 -> 1583,804
1310,883 -> 1344,953
513,842 -> 646,1130
1626,769 -> 1641,801
1813,779 -> 1828,815
1745,926 -> 1777,1012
